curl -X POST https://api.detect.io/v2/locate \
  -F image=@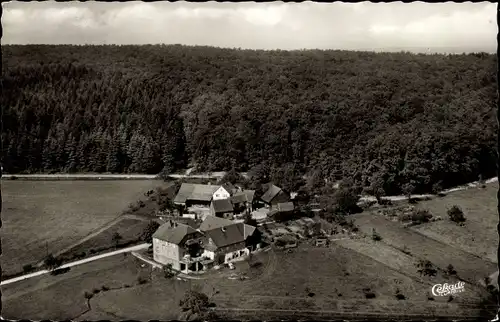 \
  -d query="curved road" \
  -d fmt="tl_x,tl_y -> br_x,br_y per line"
1,243 -> 150,286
